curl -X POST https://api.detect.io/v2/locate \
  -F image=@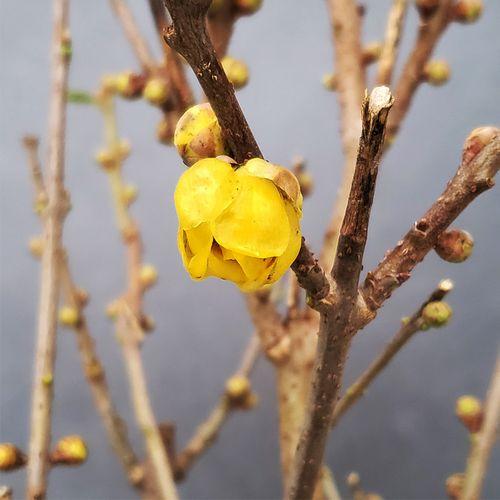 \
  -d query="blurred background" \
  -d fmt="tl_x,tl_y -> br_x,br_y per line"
1,1 -> 499,499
